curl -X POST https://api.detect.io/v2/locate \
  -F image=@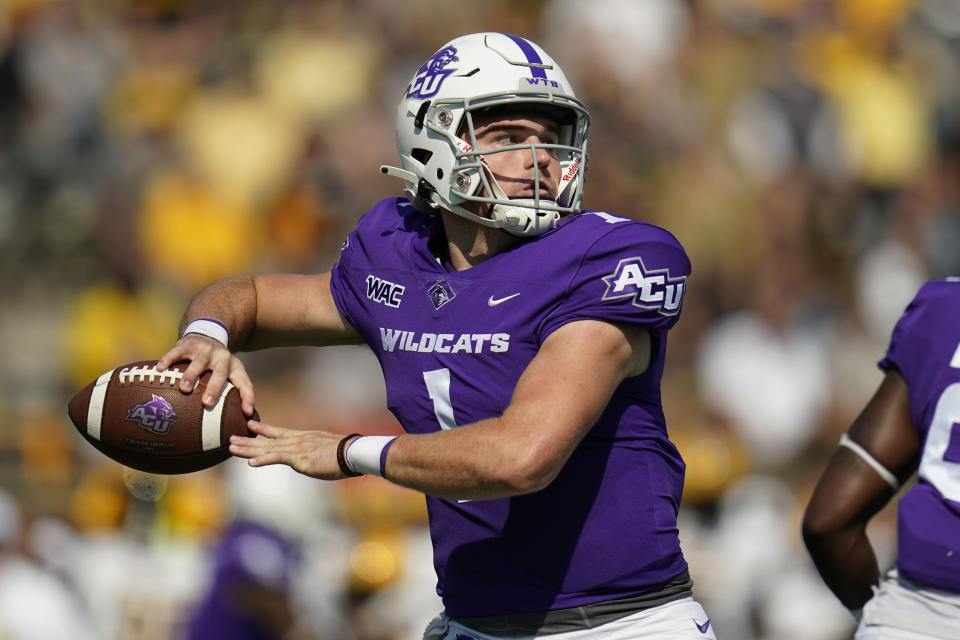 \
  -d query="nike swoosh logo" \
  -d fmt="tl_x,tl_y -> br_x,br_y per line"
487,293 -> 521,306
695,618 -> 711,634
